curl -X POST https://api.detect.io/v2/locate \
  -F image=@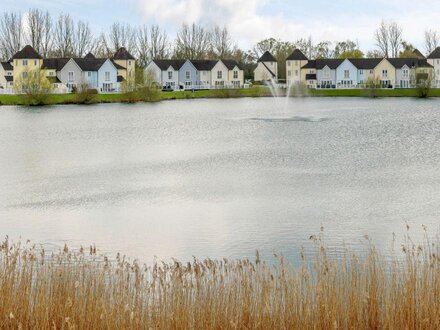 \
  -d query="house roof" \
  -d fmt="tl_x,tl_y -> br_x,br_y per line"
117,75 -> 125,82
412,49 -> 425,59
113,47 -> 135,60
47,76 -> 62,83
302,60 -> 316,69
84,53 -> 96,59
42,58 -> 70,71
190,60 -> 217,71
305,73 -> 317,80
286,49 -> 308,61
11,45 -> 42,60
5,76 -> 13,82
315,59 -> 344,70
349,58 -> 382,69
388,58 -> 433,69
73,58 -> 108,71
111,60 -> 126,70
152,59 -> 186,71
261,62 -> 276,78
427,47 -> 440,59
1,61 -> 13,71
257,51 -> 276,62
221,59 -> 242,70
